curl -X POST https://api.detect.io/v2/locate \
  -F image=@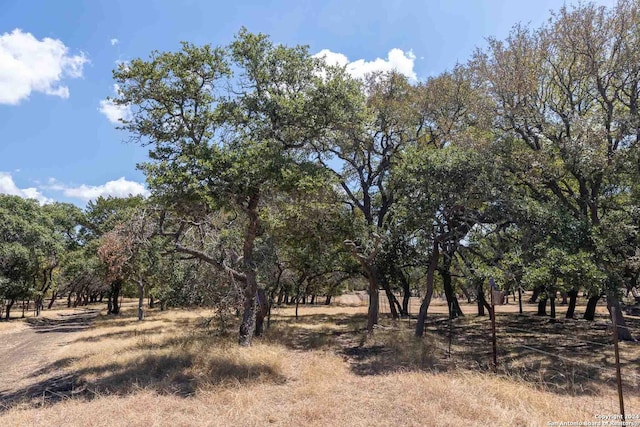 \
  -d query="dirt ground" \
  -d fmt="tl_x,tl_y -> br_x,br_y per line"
0,307 -> 99,407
